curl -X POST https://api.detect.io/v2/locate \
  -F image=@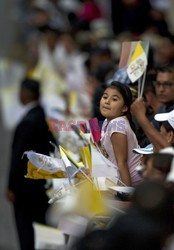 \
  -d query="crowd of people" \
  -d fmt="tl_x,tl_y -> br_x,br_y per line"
3,0 -> 174,249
